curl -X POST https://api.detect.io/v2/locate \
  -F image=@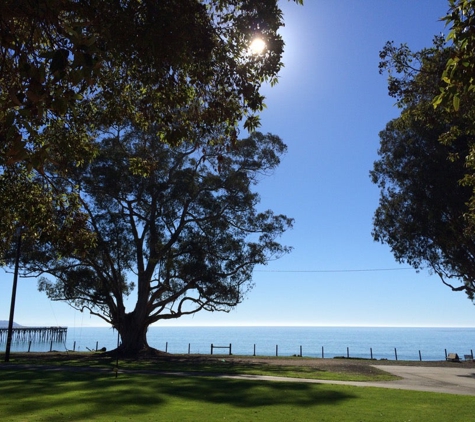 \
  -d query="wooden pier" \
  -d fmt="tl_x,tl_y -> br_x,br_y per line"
0,327 -> 67,343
